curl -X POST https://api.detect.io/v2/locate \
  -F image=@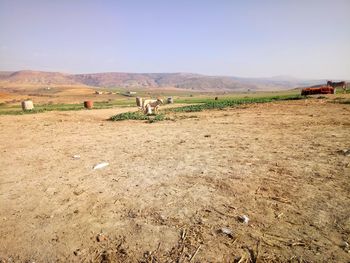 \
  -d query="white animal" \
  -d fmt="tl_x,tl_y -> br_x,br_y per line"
144,103 -> 152,114
142,98 -> 163,114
